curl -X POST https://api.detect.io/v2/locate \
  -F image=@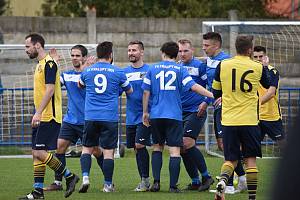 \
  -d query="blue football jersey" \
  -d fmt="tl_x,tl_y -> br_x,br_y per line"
124,64 -> 150,125
142,60 -> 196,121
179,57 -> 208,112
206,51 -> 231,90
79,62 -> 131,122
60,70 -> 85,125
